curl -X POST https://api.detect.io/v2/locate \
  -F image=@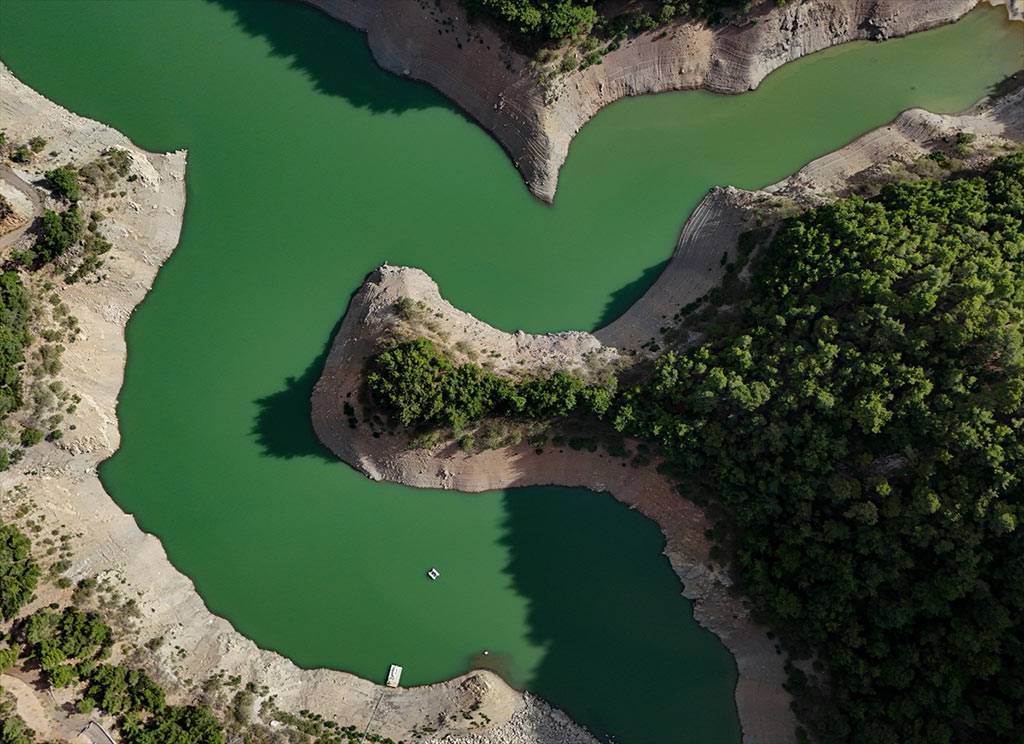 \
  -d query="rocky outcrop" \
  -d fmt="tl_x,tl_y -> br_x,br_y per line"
300,0 -> 1019,201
